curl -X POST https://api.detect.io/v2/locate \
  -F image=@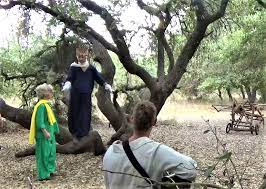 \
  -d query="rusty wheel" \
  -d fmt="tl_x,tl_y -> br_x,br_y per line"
226,123 -> 231,133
